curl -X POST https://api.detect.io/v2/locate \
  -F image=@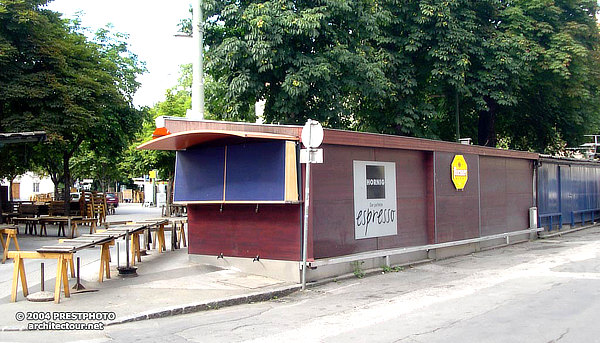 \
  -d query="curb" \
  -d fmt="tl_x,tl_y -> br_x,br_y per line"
105,284 -> 301,326
538,223 -> 599,239
0,284 -> 301,331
